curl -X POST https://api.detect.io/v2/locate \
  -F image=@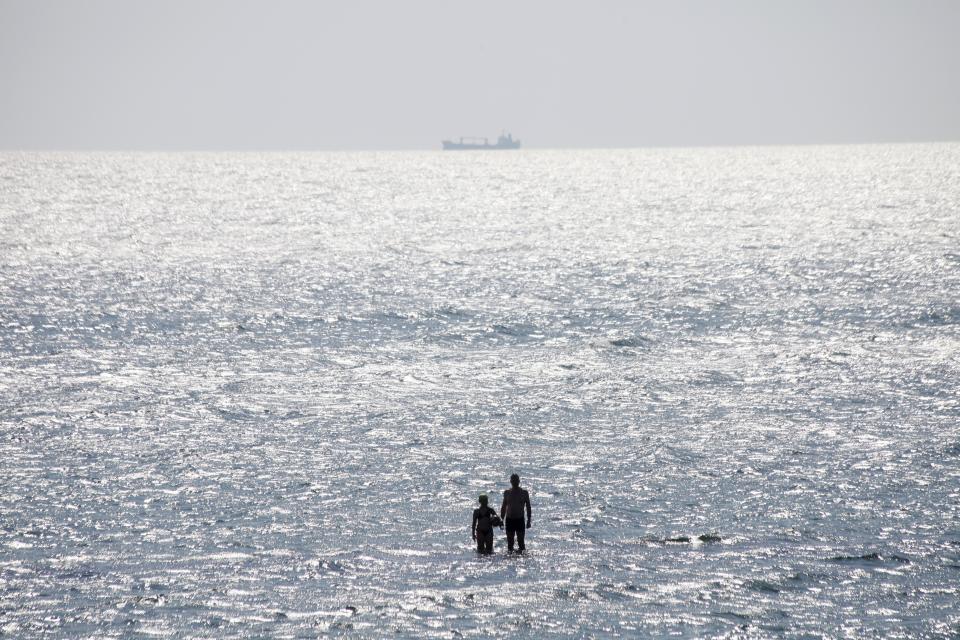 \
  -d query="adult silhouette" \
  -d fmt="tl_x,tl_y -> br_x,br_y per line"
500,473 -> 531,552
